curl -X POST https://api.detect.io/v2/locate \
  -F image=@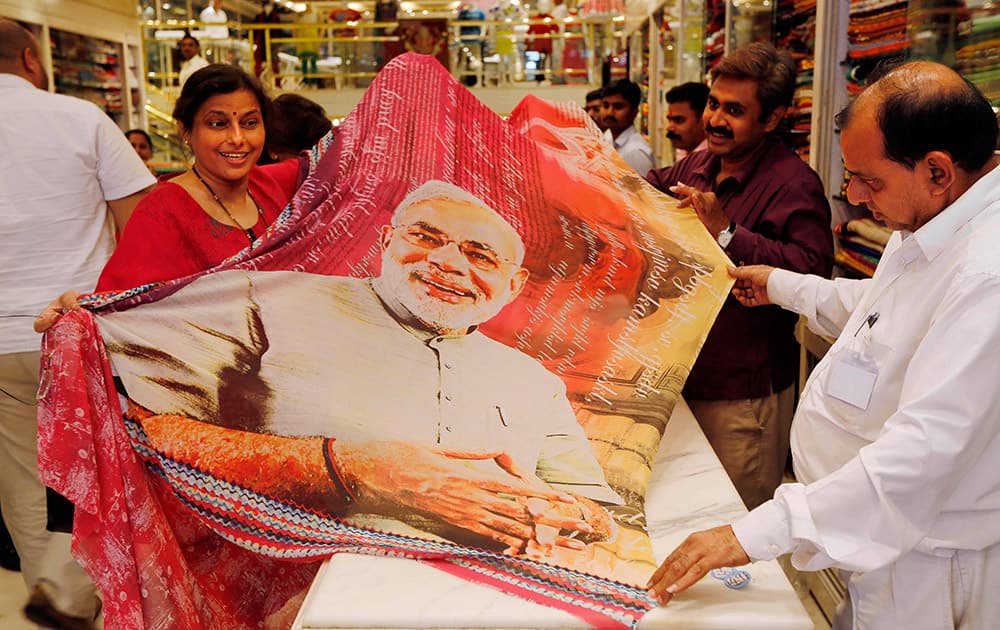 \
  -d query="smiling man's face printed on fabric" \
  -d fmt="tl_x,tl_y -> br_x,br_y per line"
376,181 -> 530,336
